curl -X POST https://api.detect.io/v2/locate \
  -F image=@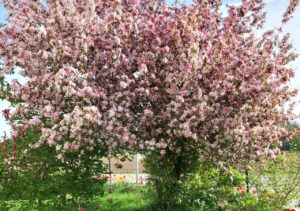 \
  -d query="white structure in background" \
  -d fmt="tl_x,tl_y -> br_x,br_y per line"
135,153 -> 141,184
